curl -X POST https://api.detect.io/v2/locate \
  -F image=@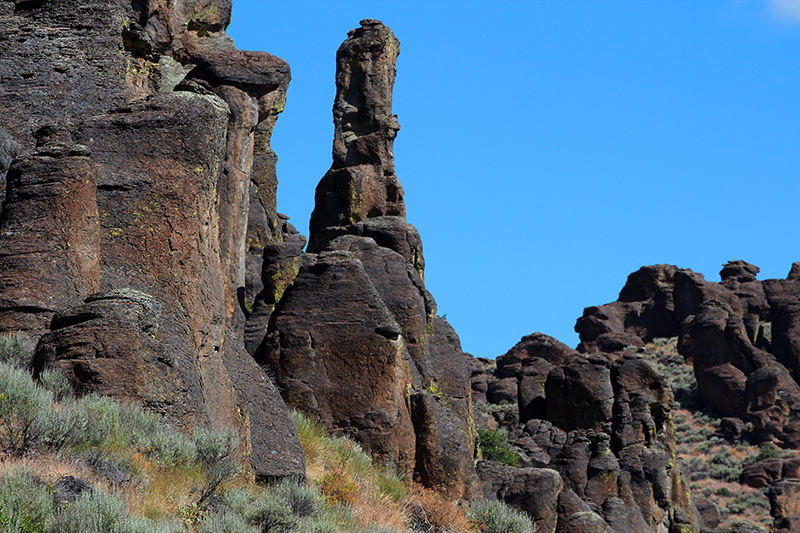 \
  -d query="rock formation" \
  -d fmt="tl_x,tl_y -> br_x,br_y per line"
575,260 -> 800,448
255,19 -> 480,499
0,0 -> 303,481
473,334 -> 696,532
